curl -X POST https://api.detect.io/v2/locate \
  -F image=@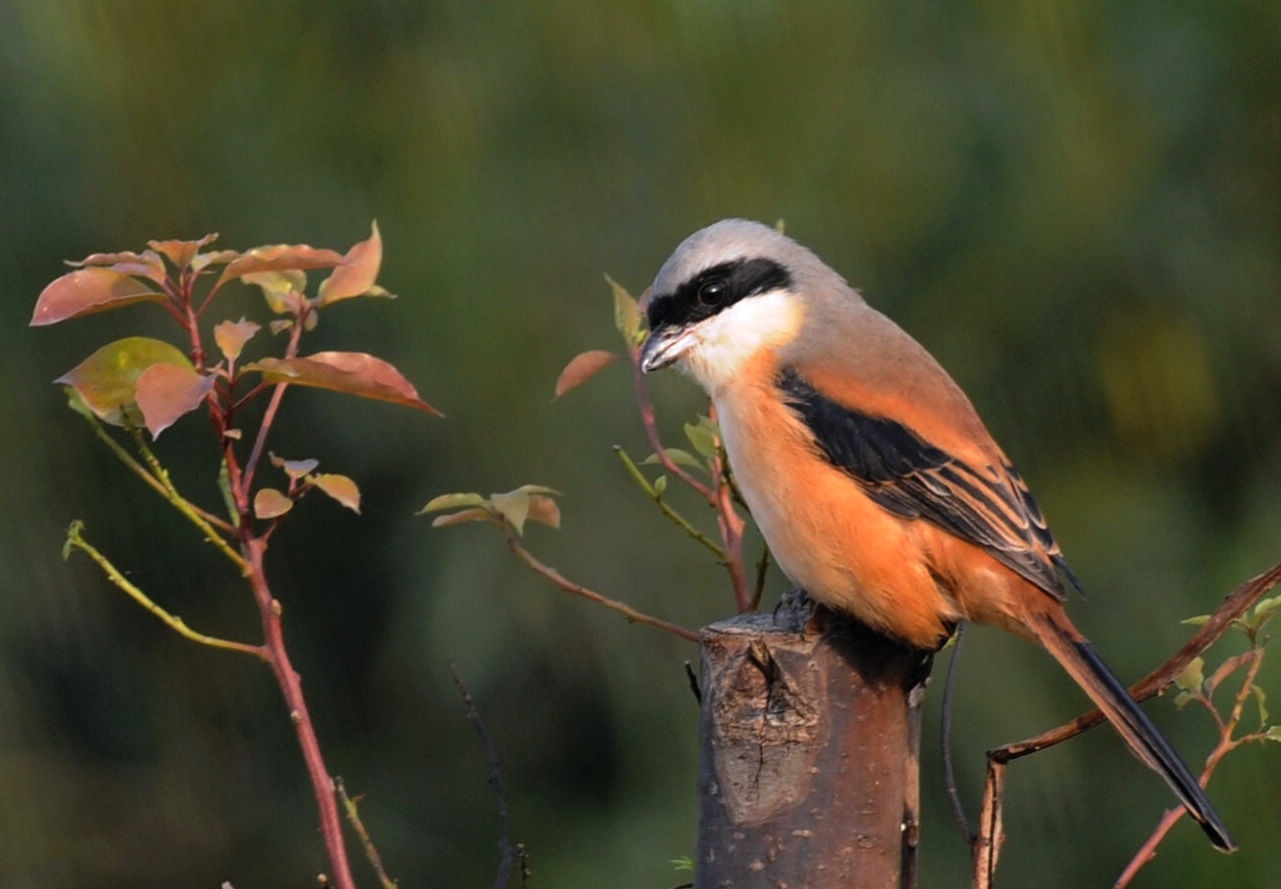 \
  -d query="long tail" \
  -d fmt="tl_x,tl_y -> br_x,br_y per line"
1026,609 -> 1236,852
